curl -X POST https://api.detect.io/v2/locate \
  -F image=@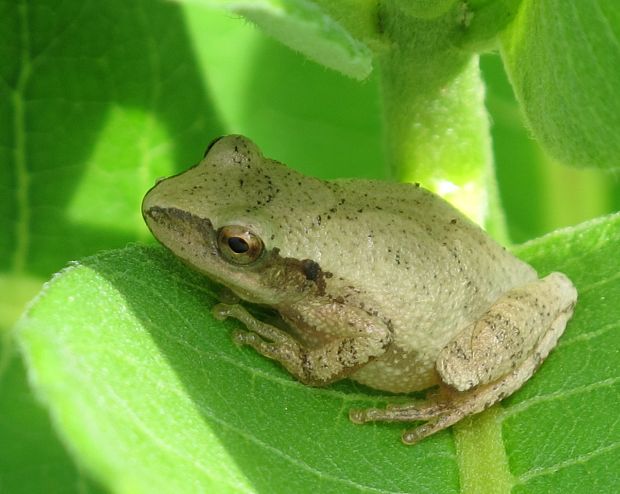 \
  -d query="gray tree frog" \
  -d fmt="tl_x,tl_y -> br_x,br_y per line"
142,135 -> 577,444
